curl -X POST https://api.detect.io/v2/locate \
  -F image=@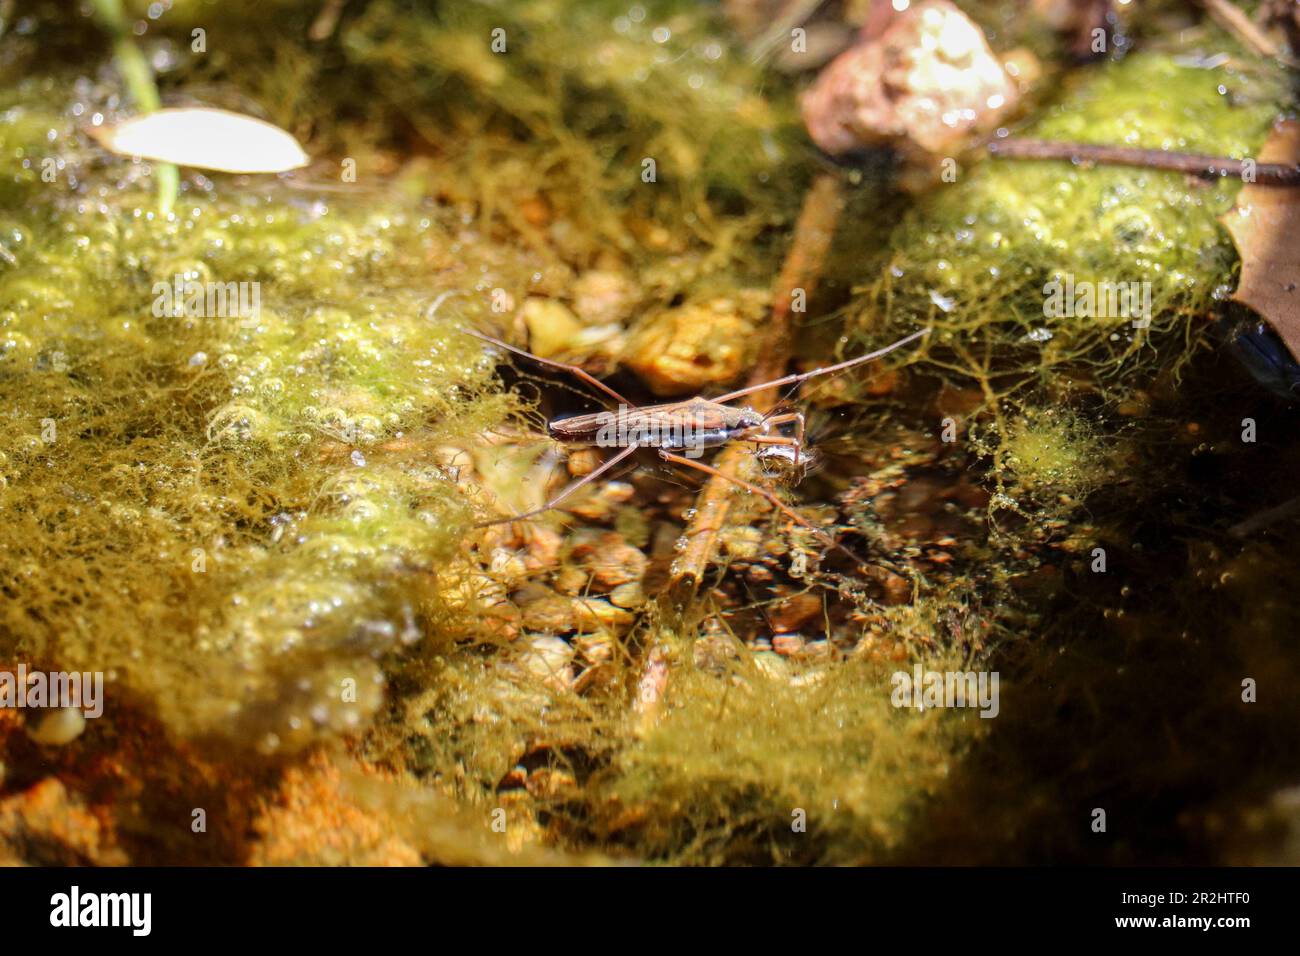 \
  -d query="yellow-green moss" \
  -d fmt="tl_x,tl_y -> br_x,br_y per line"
0,69 -> 539,750
999,405 -> 1108,500
845,49 -> 1282,374
7,0 -> 1295,868
833,43 -> 1287,538
0,0 -> 811,767
341,0 -> 803,251
605,651 -> 981,864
